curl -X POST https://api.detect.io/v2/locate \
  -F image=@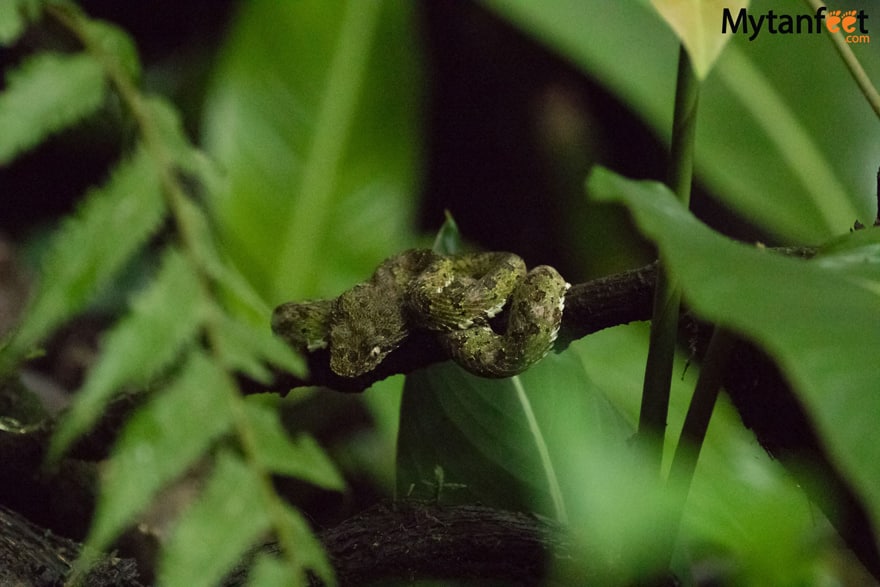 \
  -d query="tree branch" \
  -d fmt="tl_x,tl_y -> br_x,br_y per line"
315,501 -> 571,586
255,248 -> 814,394
254,261 -> 660,394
